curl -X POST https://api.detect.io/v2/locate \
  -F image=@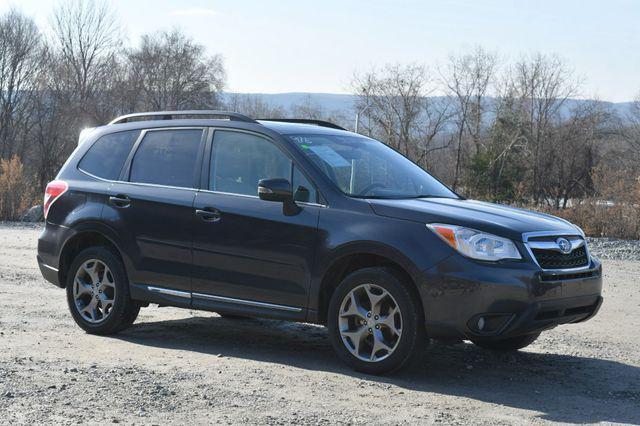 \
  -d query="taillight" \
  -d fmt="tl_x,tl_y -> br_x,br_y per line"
43,180 -> 68,219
